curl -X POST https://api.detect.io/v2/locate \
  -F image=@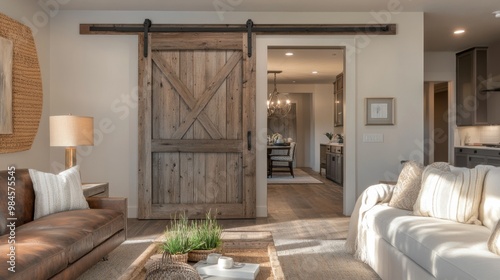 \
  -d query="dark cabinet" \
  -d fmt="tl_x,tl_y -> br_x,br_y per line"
326,153 -> 336,182
320,144 -> 331,175
326,147 -> 343,185
335,153 -> 343,185
454,147 -> 500,168
487,157 -> 500,167
468,155 -> 487,168
487,89 -> 500,124
454,153 -> 468,167
456,47 -> 488,126
334,73 -> 344,127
